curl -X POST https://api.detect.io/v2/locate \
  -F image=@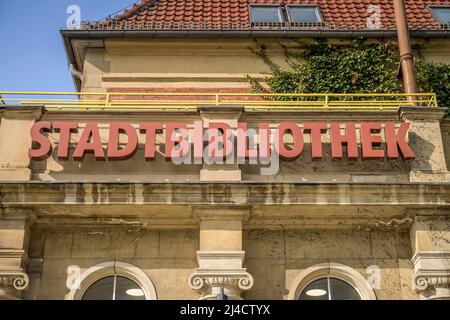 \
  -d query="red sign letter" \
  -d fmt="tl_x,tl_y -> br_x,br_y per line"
277,123 -> 304,161
385,122 -> 415,160
29,121 -> 53,160
53,122 -> 78,159
108,123 -> 138,160
331,123 -> 358,160
73,123 -> 105,161
165,123 -> 190,160
140,123 -> 163,160
361,122 -> 385,159
259,123 -> 271,160
304,123 -> 327,160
